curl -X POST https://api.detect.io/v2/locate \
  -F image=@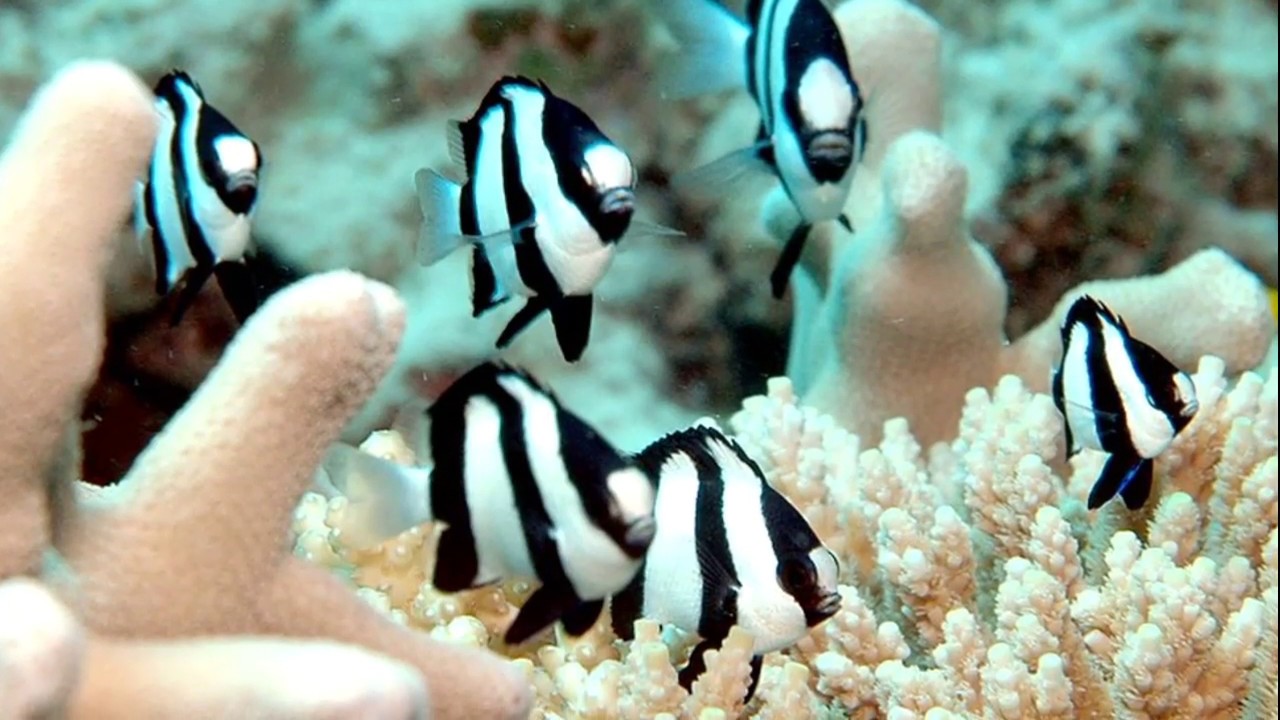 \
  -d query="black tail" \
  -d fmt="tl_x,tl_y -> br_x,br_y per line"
1088,454 -> 1153,510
